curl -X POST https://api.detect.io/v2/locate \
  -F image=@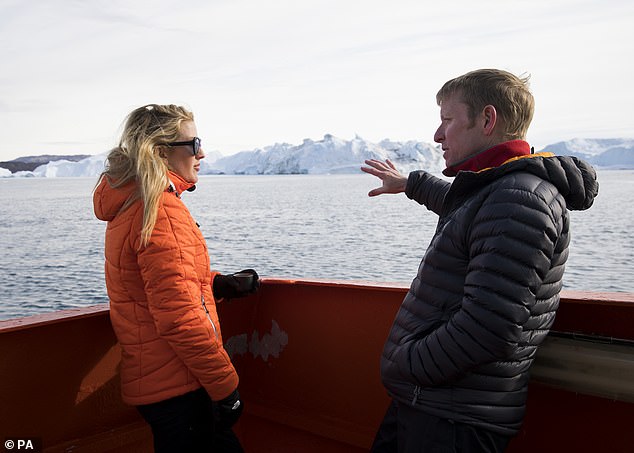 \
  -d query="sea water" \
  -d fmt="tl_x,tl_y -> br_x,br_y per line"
0,171 -> 632,321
